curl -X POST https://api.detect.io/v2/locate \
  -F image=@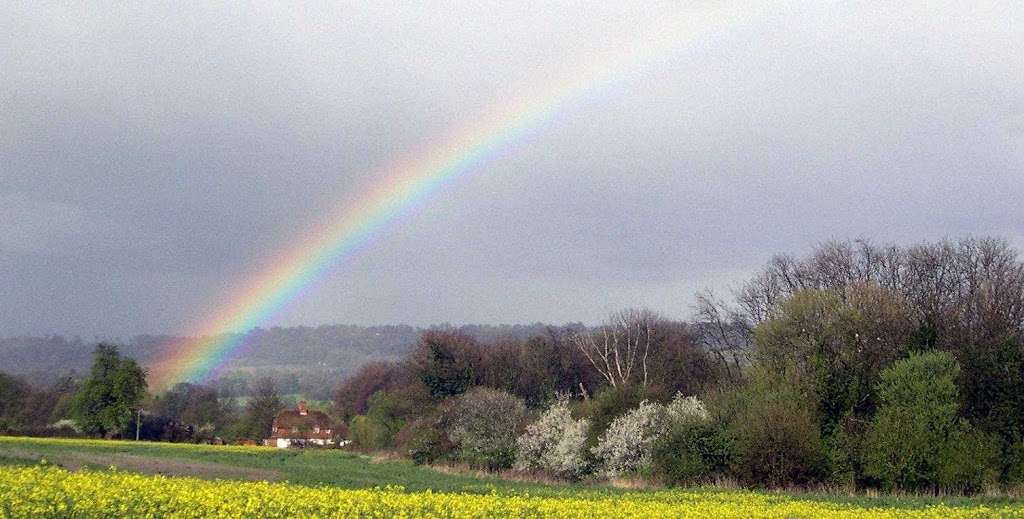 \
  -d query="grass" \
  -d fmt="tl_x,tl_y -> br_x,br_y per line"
0,435 -> 1020,511
0,436 -> 561,495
